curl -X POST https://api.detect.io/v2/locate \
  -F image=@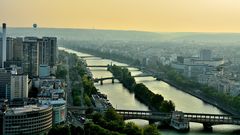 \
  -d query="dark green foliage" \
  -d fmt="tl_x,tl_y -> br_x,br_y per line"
72,84 -> 81,106
92,112 -> 105,124
143,125 -> 160,135
151,94 -> 164,109
84,94 -> 92,106
82,75 -> 97,96
104,108 -> 123,121
91,109 -> 144,135
85,107 -> 94,114
55,65 -> 67,80
124,122 -> 142,135
72,95 -> 81,106
160,100 -> 175,112
48,125 -> 71,135
84,123 -> 123,135
48,124 -> 84,135
70,125 -> 84,135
